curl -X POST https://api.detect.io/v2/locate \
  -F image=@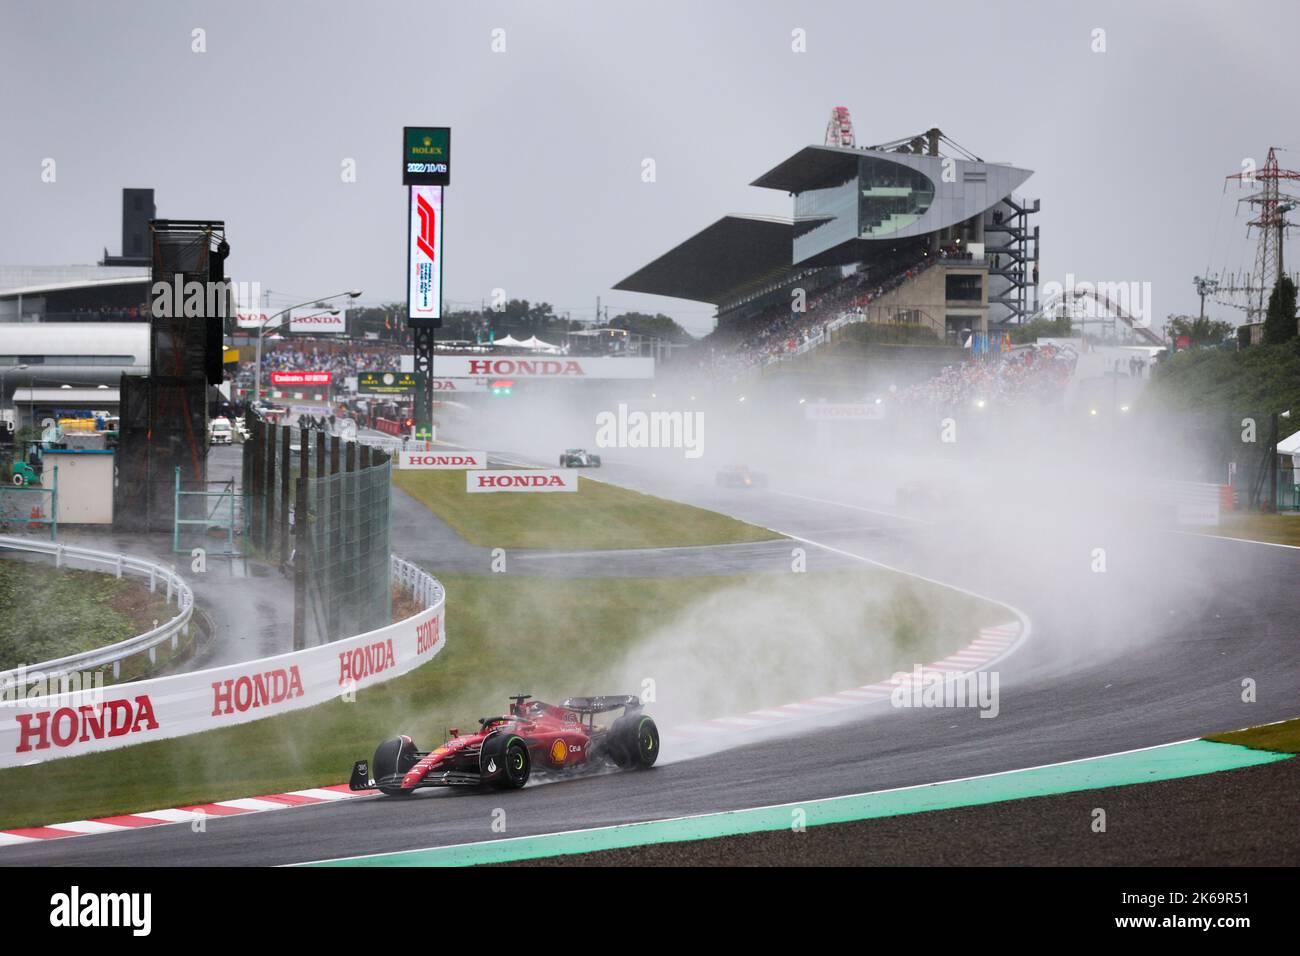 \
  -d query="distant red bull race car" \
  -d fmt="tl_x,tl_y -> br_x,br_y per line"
349,695 -> 659,795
